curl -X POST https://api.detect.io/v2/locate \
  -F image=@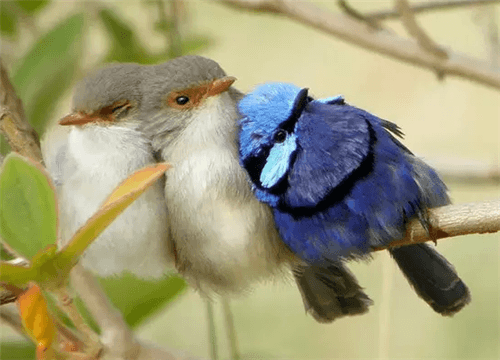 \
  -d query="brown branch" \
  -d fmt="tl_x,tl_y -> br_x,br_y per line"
217,0 -> 500,90
69,264 -> 137,359
0,59 -> 44,164
395,0 -> 448,59
369,0 -> 500,20
373,199 -> 500,251
337,0 -> 383,30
